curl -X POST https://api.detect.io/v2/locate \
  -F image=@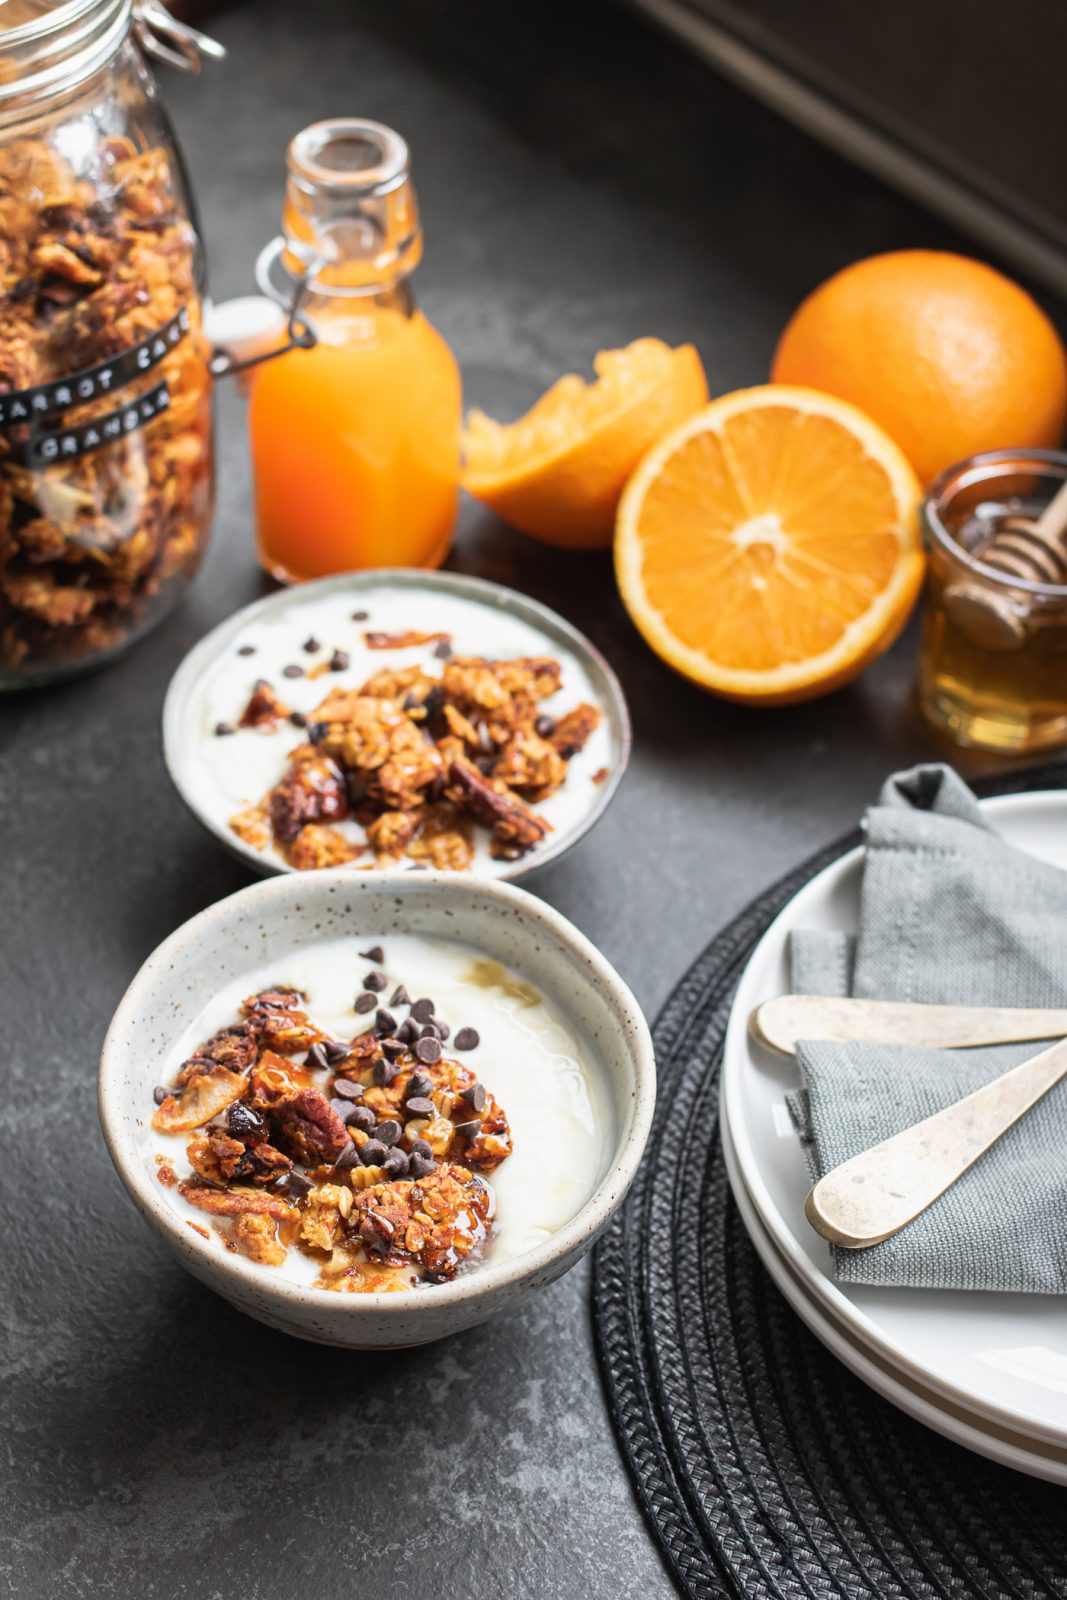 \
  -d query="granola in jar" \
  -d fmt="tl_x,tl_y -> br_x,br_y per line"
0,3 -> 214,684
